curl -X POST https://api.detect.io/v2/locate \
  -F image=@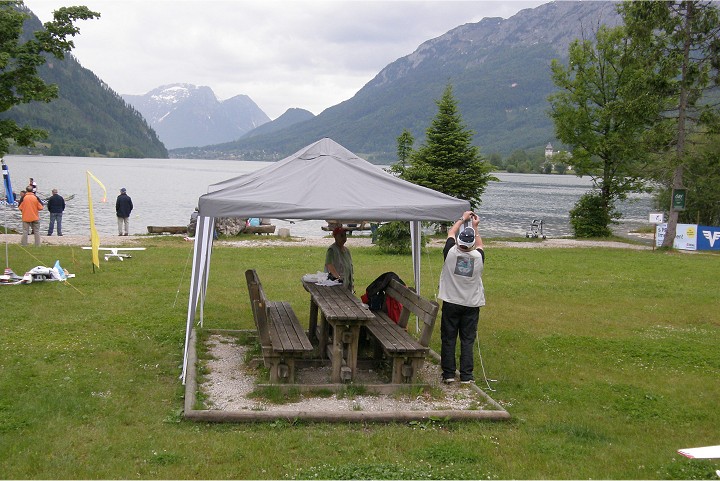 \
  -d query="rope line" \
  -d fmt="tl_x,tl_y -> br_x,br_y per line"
476,335 -> 497,391
173,242 -> 194,308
